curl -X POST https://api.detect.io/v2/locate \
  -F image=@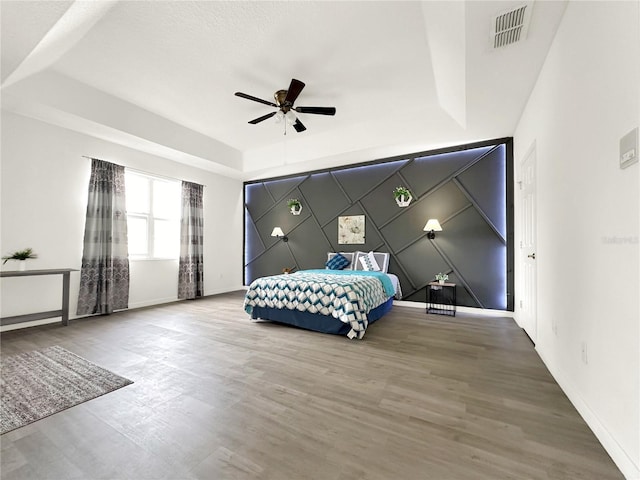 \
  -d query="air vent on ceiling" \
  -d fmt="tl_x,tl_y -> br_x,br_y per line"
491,3 -> 533,49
